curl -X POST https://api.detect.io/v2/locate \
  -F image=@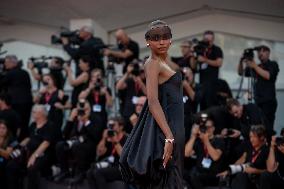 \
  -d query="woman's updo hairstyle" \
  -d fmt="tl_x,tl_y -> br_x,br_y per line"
145,20 -> 172,40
